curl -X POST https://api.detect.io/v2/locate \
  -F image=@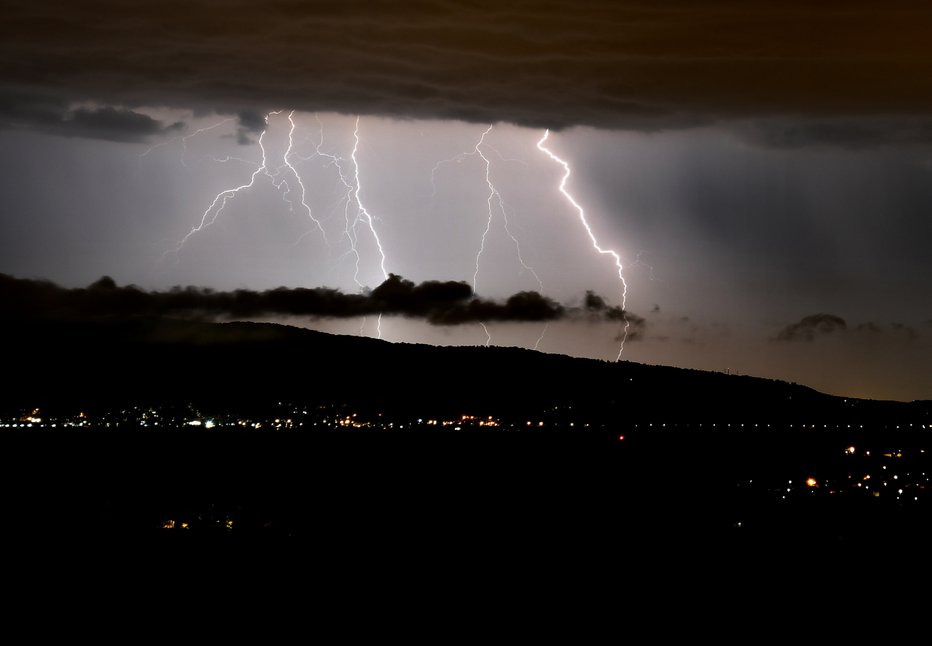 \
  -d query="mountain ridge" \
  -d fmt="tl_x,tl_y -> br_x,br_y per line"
3,315 -> 928,425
